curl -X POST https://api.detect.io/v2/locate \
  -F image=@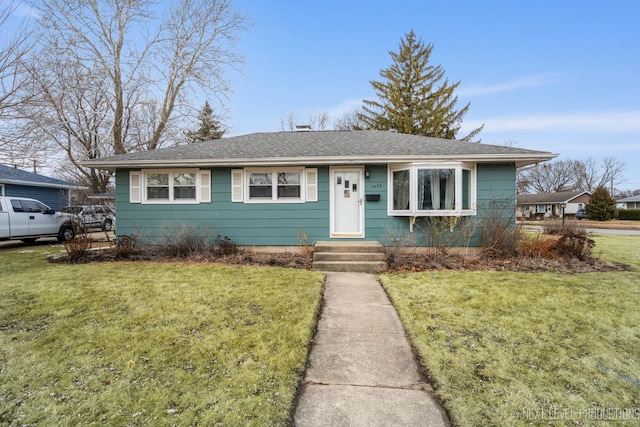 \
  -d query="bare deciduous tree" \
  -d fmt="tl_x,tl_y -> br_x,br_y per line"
518,160 -> 581,194
280,111 -> 330,131
333,108 -> 367,130
10,0 -> 248,193
0,1 -> 42,166
574,157 -> 624,193
518,157 -> 626,195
